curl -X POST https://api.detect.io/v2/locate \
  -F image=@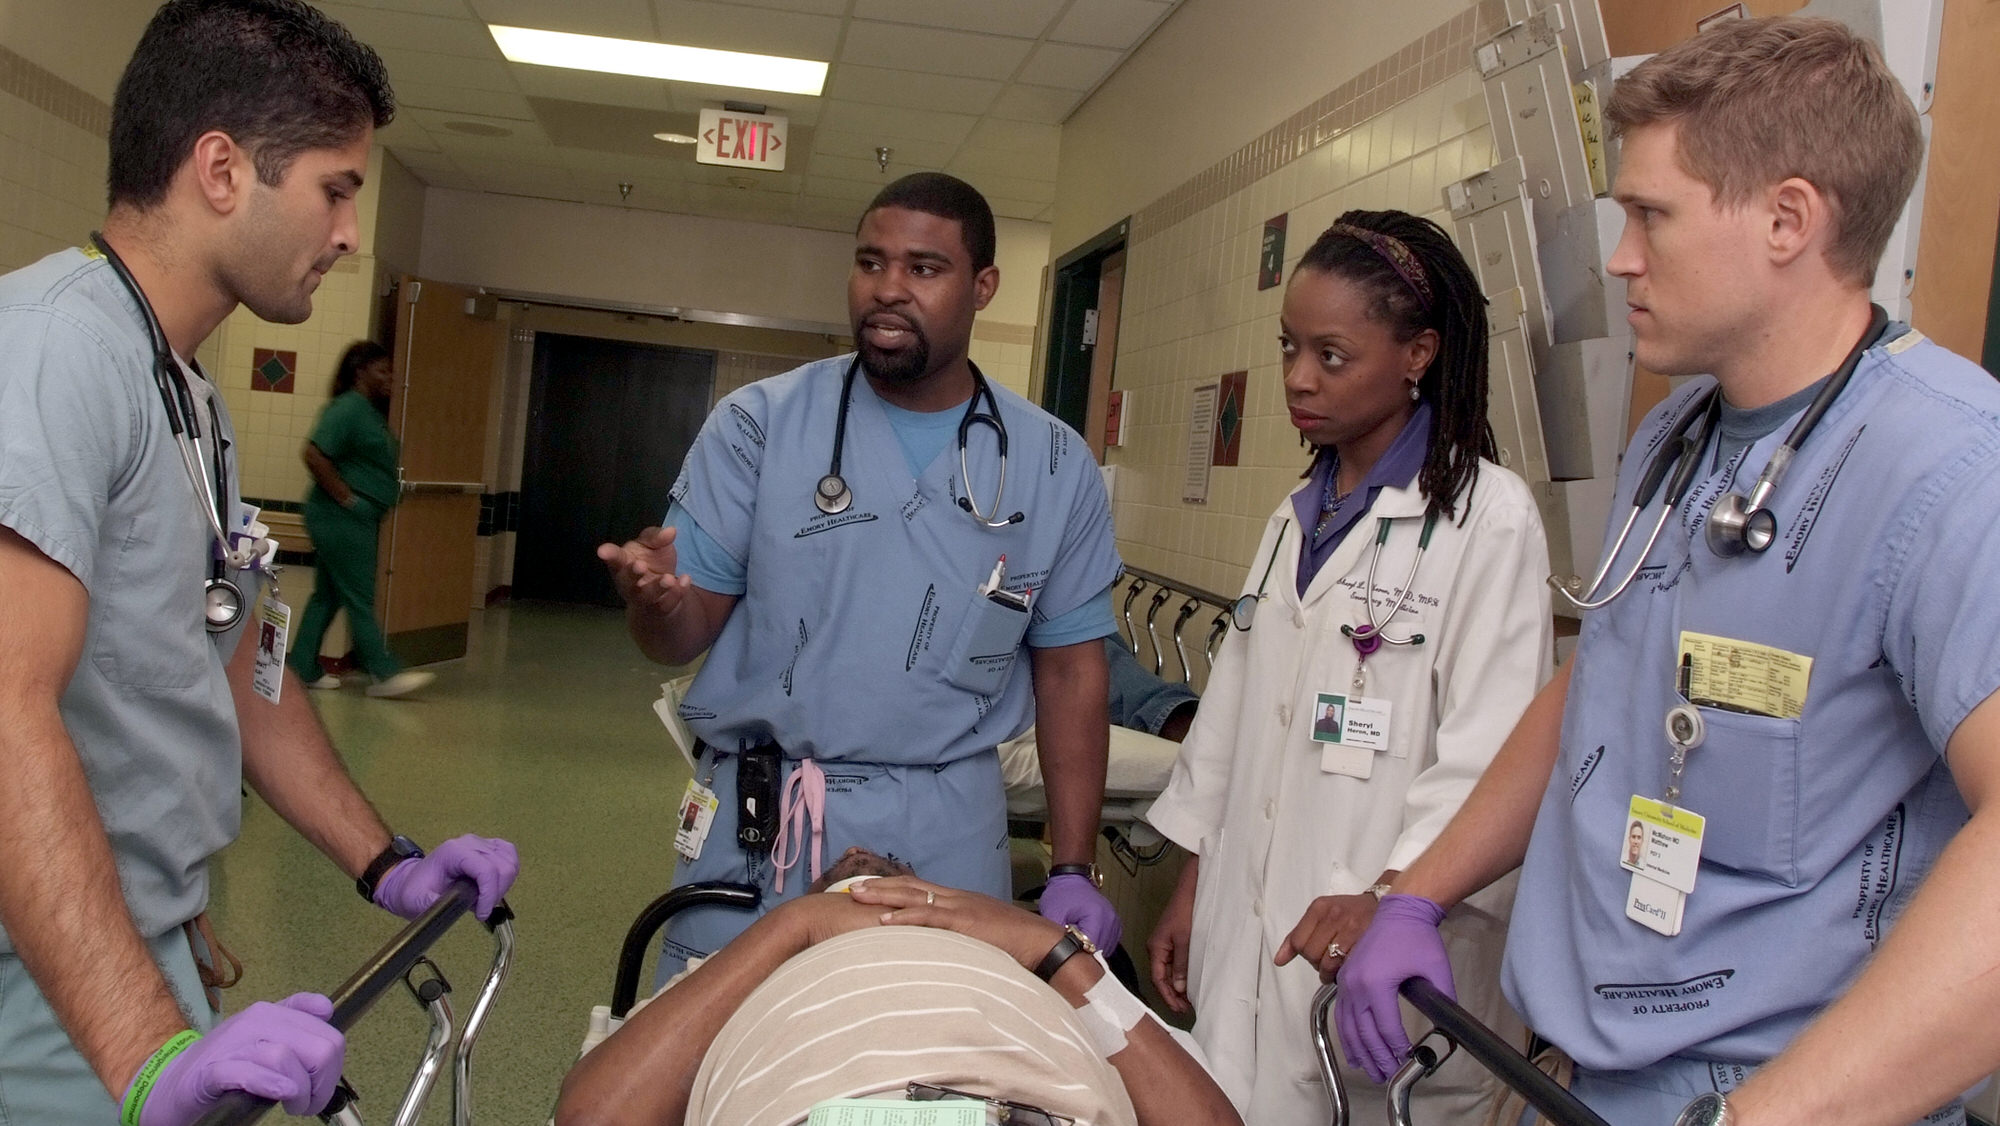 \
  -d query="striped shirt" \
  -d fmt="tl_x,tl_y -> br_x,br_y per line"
686,927 -> 1139,1126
